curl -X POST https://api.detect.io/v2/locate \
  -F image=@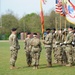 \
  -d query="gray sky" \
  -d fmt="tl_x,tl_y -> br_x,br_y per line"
1,0 -> 75,18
